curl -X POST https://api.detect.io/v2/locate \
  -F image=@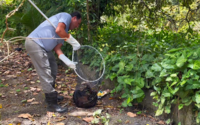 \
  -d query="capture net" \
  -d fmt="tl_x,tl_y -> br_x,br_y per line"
72,45 -> 105,108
